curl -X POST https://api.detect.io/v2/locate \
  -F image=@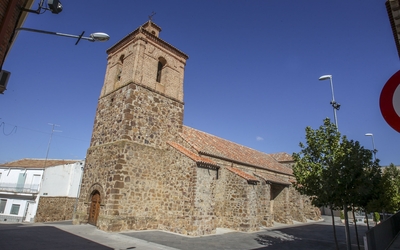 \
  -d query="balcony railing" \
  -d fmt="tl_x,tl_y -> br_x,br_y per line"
0,183 -> 40,194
